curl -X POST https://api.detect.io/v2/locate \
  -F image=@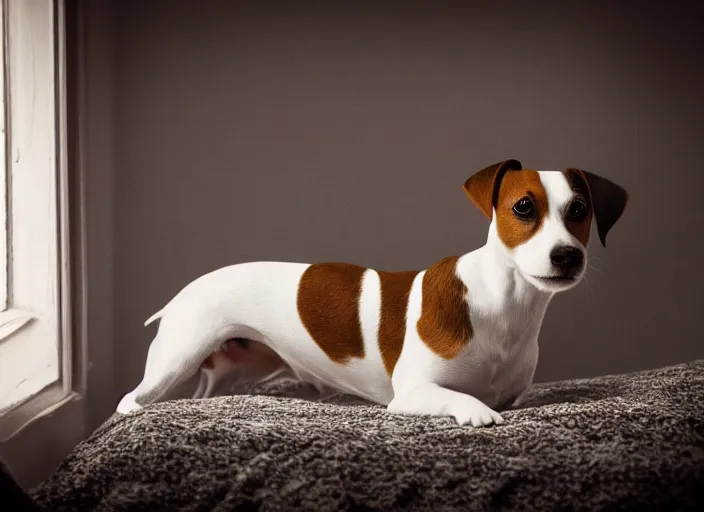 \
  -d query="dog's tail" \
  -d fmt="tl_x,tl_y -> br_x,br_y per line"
144,288 -> 185,327
144,308 -> 164,327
